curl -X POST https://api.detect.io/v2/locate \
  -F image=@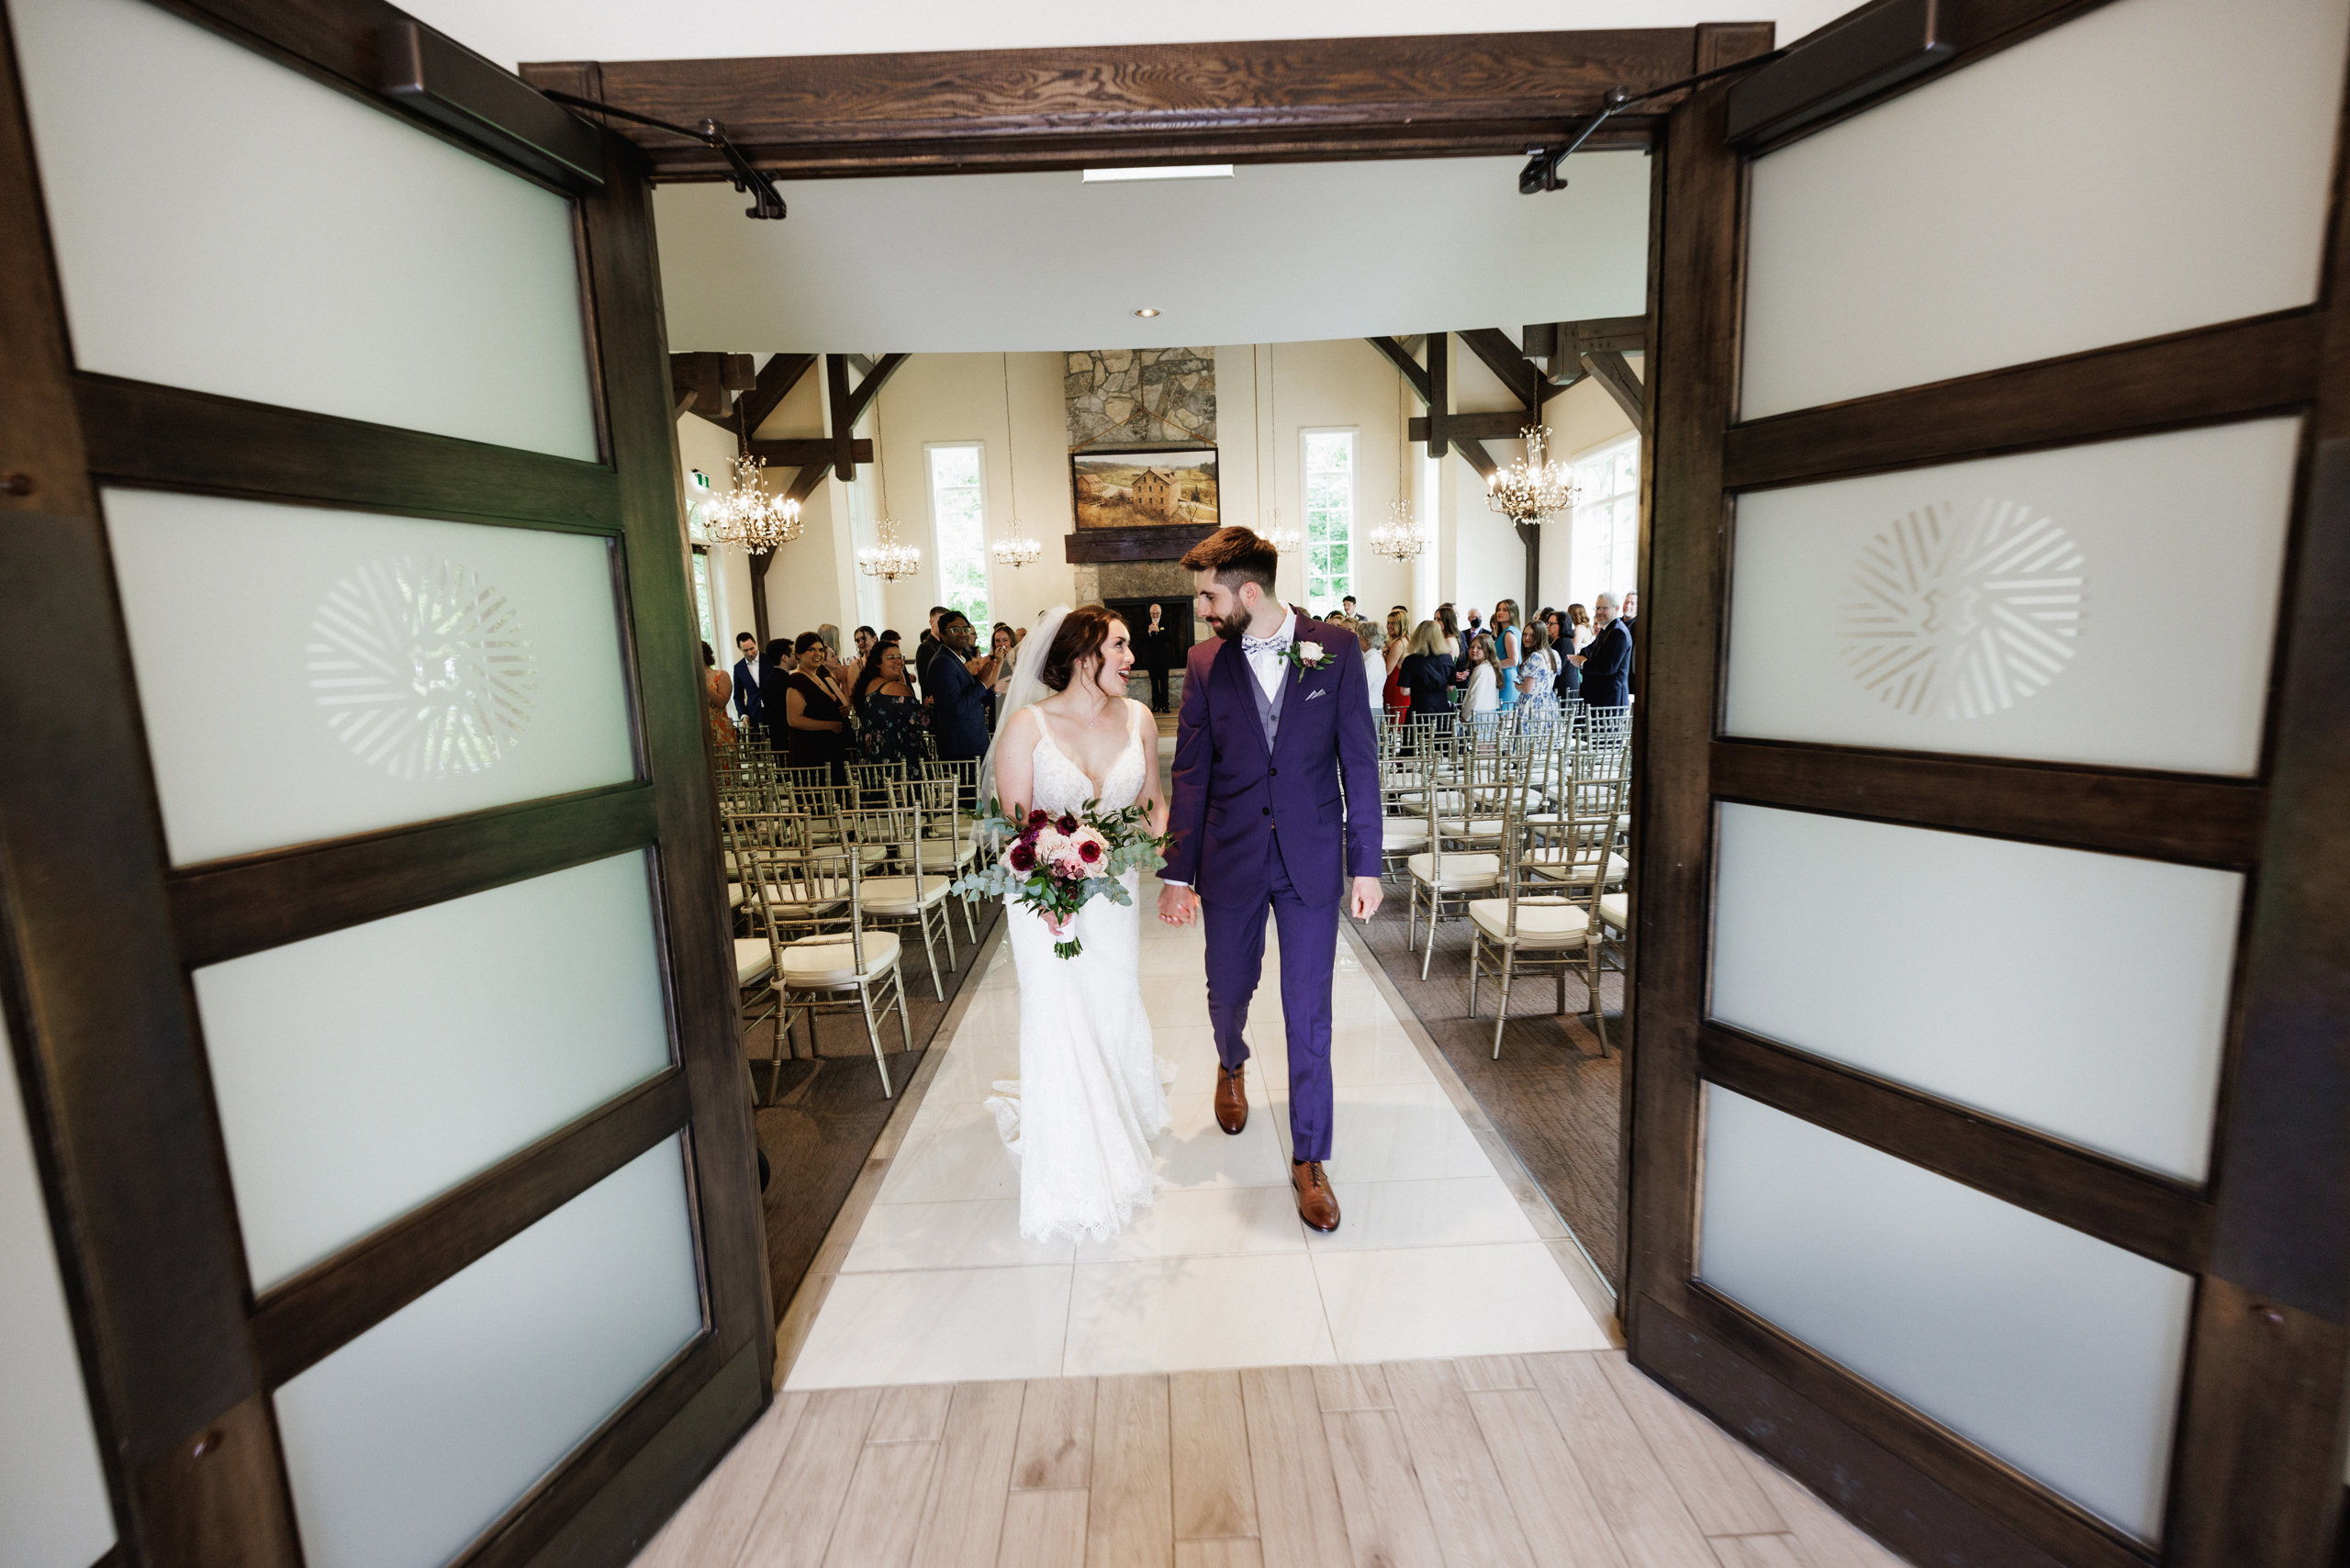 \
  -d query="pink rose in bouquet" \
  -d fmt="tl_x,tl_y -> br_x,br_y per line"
953,795 -> 1173,959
